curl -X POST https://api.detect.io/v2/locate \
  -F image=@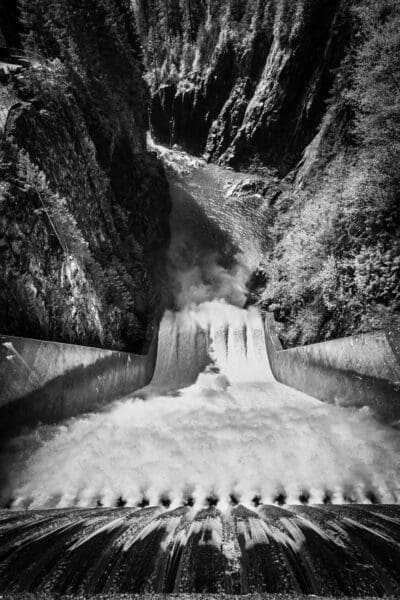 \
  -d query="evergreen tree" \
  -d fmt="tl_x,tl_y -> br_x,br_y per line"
351,0 -> 400,156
